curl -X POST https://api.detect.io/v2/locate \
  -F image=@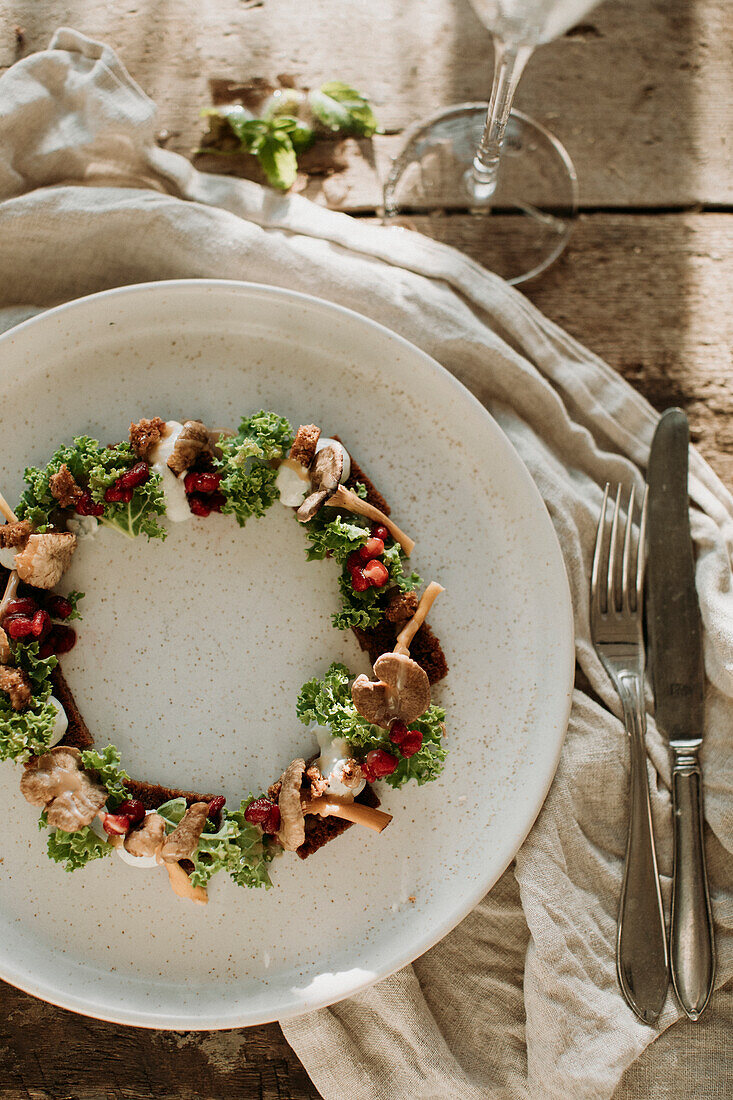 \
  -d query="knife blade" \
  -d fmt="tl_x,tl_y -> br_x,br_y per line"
646,407 -> 715,1020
